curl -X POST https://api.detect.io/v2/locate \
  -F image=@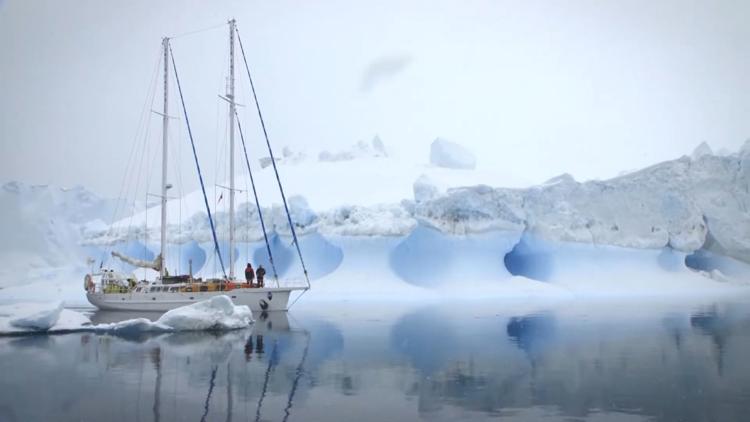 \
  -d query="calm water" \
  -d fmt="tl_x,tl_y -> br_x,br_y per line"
2,297 -> 750,422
